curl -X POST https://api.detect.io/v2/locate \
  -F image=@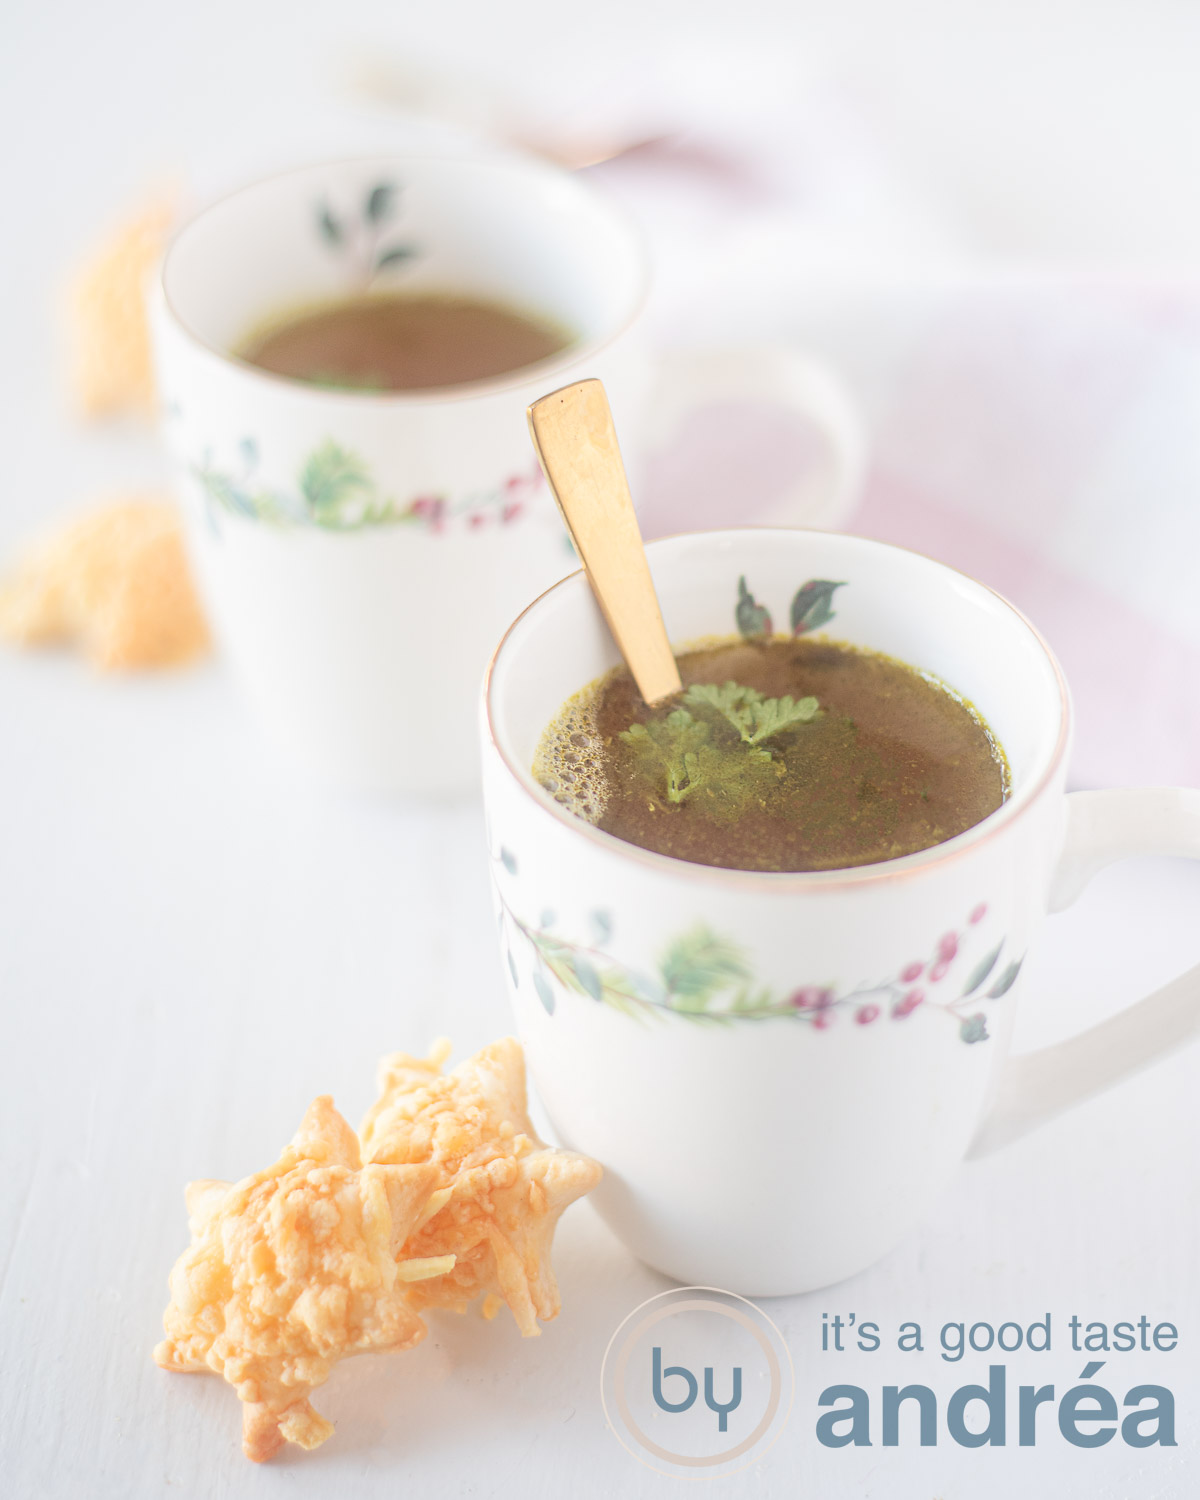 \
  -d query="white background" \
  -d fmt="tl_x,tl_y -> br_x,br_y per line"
2,2 -> 1199,1497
